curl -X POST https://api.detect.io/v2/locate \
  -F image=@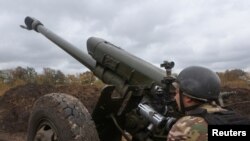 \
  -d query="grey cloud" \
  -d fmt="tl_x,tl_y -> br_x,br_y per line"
1,0 -> 250,74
